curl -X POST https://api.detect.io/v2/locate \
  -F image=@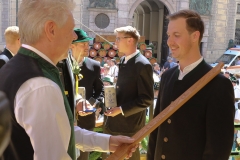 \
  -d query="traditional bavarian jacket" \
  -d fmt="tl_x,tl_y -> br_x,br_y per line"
147,60 -> 235,160
105,52 -> 154,136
